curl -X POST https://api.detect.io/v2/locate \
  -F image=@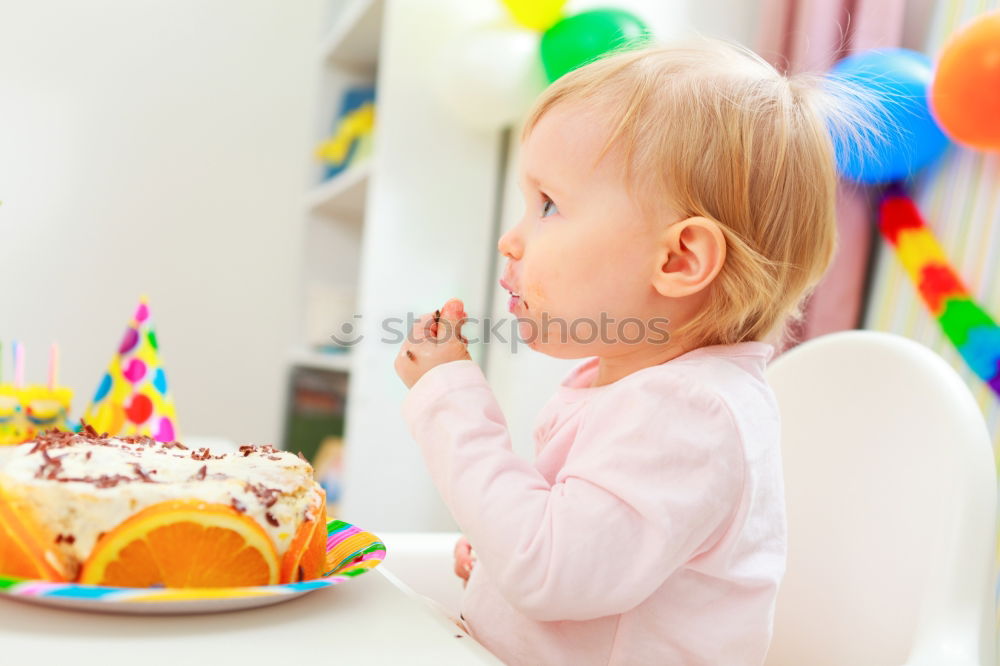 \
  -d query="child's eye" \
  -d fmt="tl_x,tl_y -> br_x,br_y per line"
541,194 -> 559,218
